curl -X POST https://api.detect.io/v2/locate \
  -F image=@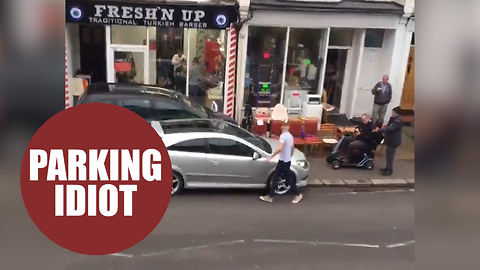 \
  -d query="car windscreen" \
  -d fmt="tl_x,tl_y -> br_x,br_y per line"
214,121 -> 273,153
176,94 -> 209,118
